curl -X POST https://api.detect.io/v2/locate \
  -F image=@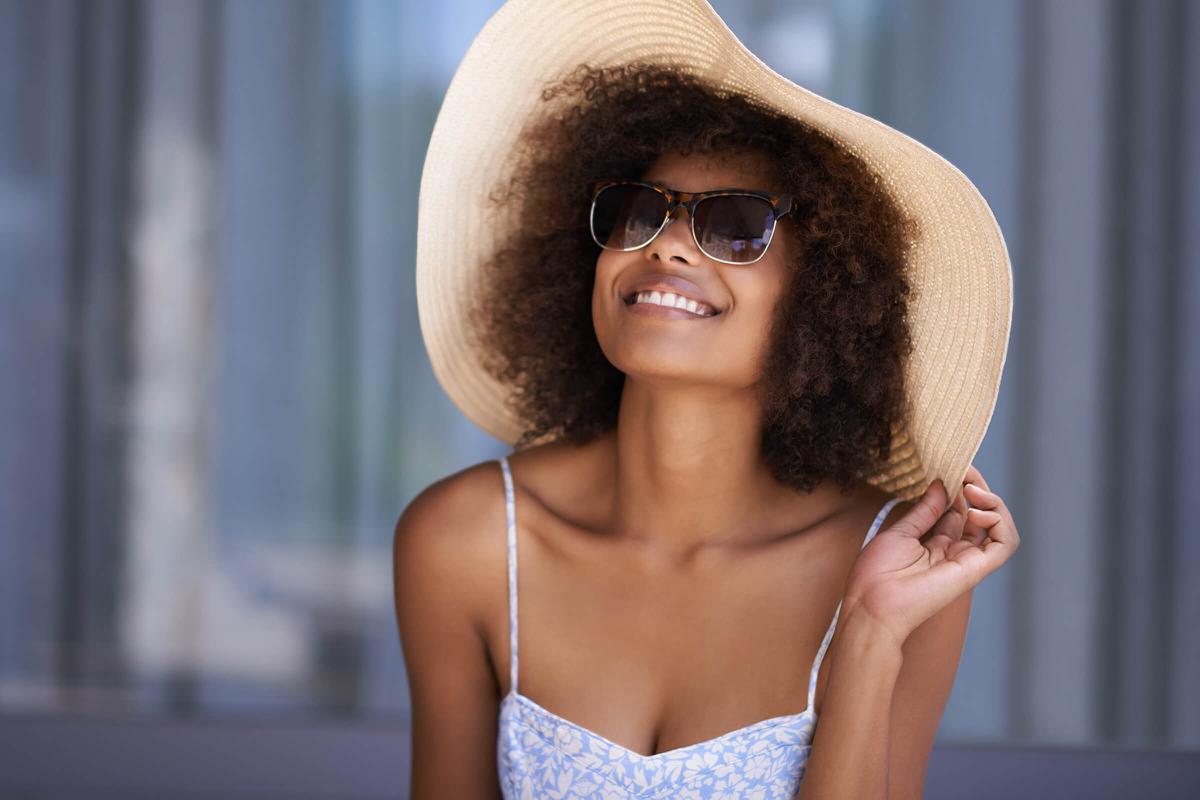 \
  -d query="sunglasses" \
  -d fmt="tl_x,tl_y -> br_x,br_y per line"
588,179 -> 794,265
